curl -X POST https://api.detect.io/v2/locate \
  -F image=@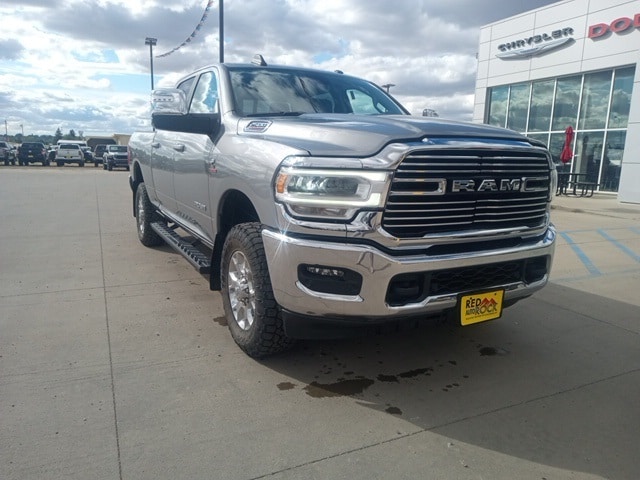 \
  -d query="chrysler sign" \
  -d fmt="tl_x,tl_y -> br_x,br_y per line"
496,27 -> 574,59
